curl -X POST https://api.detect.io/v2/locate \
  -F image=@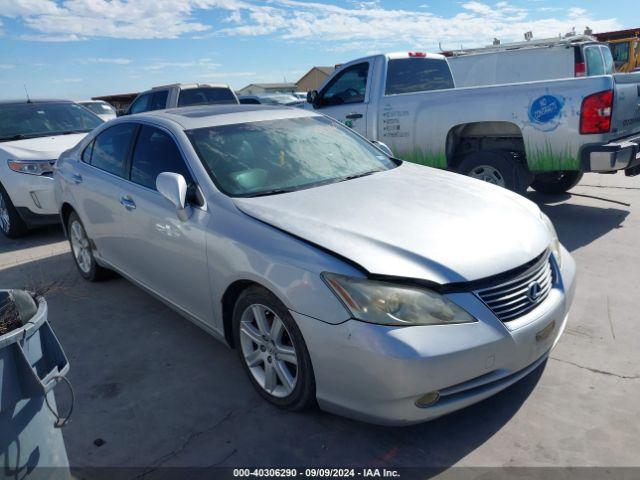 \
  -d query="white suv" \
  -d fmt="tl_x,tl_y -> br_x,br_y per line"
124,83 -> 238,115
0,99 -> 103,238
